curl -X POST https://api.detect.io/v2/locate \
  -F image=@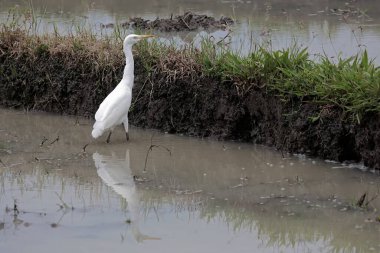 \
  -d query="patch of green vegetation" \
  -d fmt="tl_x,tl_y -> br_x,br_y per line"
200,41 -> 379,119
270,50 -> 380,122
35,43 -> 49,56
135,39 -> 172,72
135,38 -> 380,122
72,40 -> 84,52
